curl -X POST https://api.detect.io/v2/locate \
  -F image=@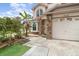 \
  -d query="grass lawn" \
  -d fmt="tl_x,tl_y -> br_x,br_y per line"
0,43 -> 30,56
